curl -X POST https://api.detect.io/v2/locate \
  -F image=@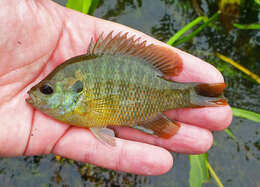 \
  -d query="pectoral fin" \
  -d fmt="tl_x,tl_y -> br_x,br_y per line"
138,113 -> 180,138
90,95 -> 121,113
87,95 -> 121,123
90,127 -> 116,146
